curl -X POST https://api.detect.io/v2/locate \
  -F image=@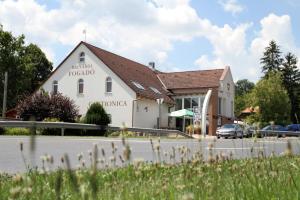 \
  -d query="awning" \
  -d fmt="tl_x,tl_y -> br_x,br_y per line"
169,109 -> 194,117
